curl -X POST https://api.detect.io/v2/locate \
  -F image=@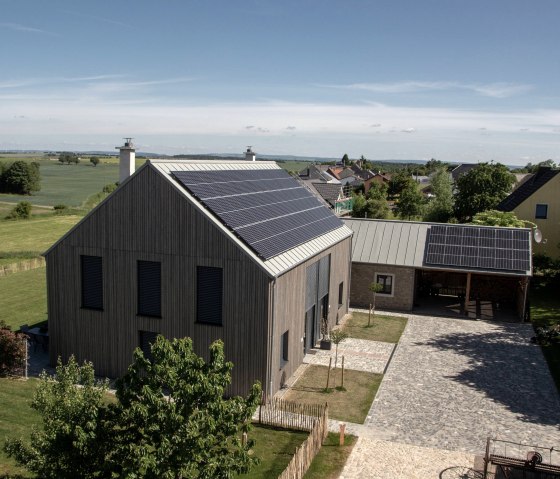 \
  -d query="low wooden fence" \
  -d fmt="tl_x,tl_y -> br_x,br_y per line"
256,398 -> 329,479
